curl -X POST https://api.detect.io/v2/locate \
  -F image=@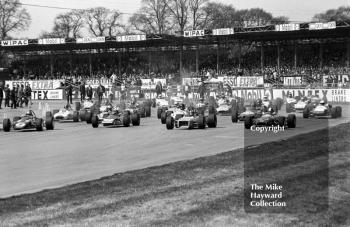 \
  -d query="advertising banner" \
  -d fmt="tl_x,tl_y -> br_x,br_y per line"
273,88 -> 350,103
5,80 -> 62,90
141,78 -> 167,89
76,36 -> 105,43
31,90 -> 63,100
182,78 -> 201,86
38,38 -> 65,45
212,28 -> 234,36
85,78 -> 112,88
309,21 -> 336,30
116,34 -> 146,42
283,77 -> 302,86
1,39 -> 29,46
232,88 -> 273,101
275,23 -> 300,32
184,30 -> 205,37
